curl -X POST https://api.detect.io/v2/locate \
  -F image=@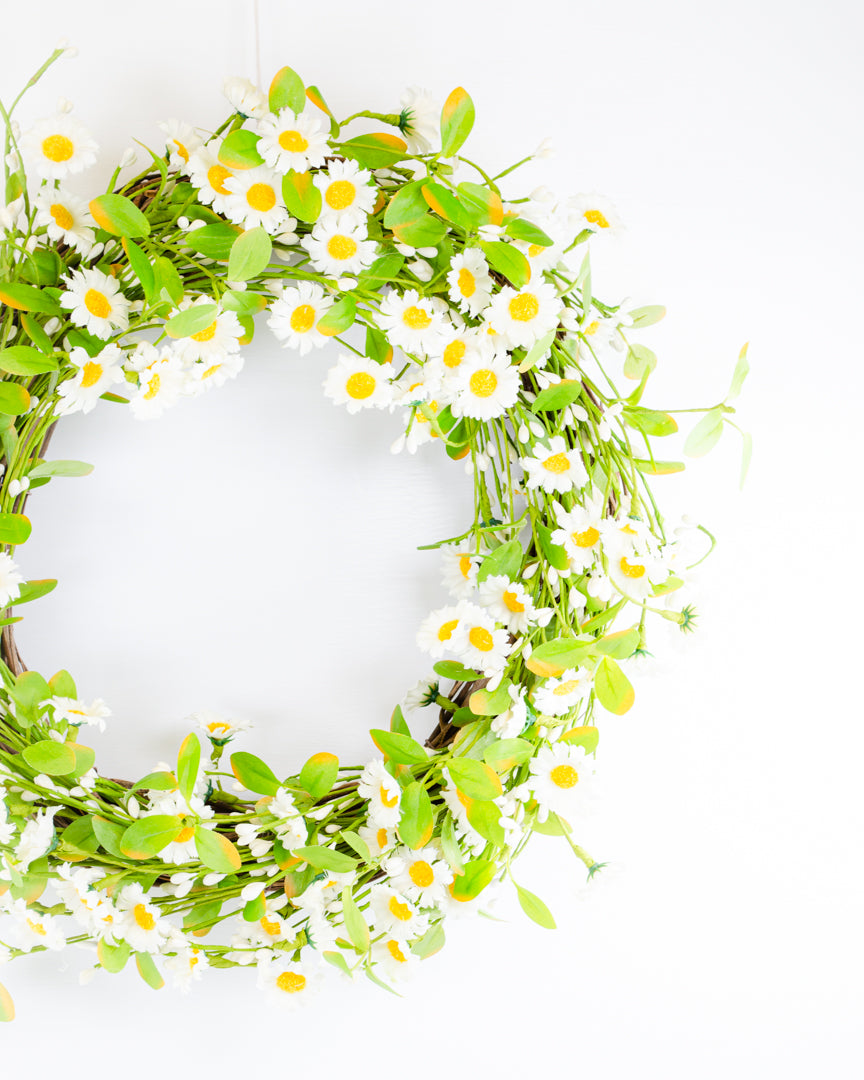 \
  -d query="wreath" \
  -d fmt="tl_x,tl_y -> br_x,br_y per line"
0,46 -> 749,1017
